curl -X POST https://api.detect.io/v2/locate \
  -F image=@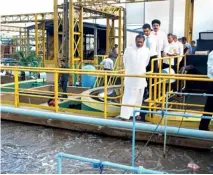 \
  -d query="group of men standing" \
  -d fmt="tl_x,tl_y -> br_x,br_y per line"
120,19 -> 212,131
